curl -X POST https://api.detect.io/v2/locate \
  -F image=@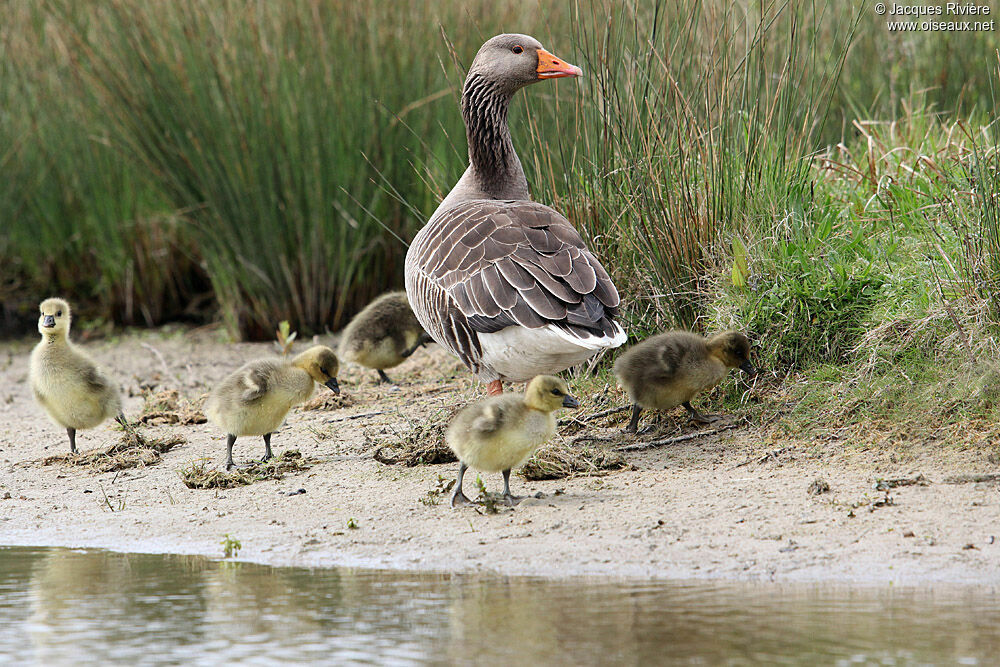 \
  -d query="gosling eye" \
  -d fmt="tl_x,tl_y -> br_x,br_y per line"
56,311 -> 62,317
512,45 -> 523,54
550,388 -> 561,396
